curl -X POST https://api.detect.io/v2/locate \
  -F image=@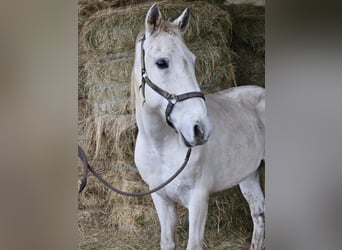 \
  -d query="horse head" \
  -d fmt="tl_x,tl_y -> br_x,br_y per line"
134,4 -> 212,147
